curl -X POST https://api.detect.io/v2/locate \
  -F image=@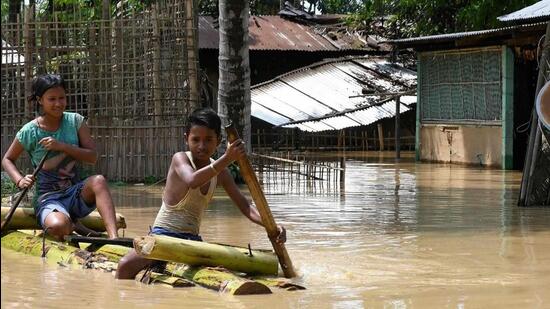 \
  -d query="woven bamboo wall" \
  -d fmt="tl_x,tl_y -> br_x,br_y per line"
419,47 -> 503,122
1,0 -> 192,181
